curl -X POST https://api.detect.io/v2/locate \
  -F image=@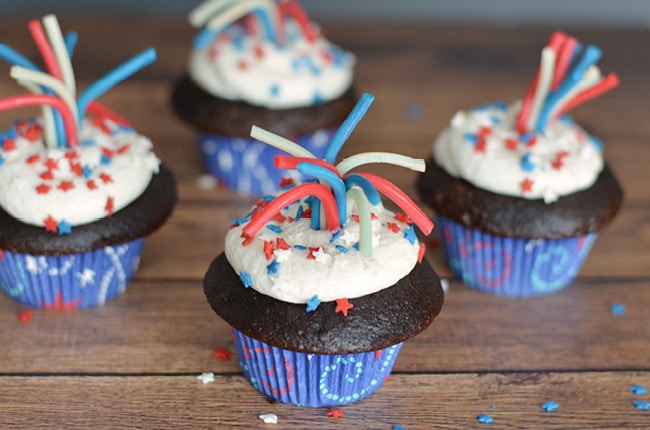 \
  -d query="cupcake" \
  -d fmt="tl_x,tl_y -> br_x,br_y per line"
172,0 -> 357,196
0,15 -> 176,309
417,31 -> 623,296
204,94 -> 444,407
